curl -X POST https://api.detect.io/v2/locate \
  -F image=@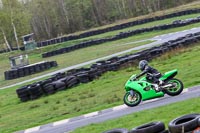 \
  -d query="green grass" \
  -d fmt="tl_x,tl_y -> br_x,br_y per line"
0,3 -> 200,132
0,43 -> 200,133
1,20 -> 200,88
0,40 -> 152,87
72,97 -> 200,133
0,5 -> 199,88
